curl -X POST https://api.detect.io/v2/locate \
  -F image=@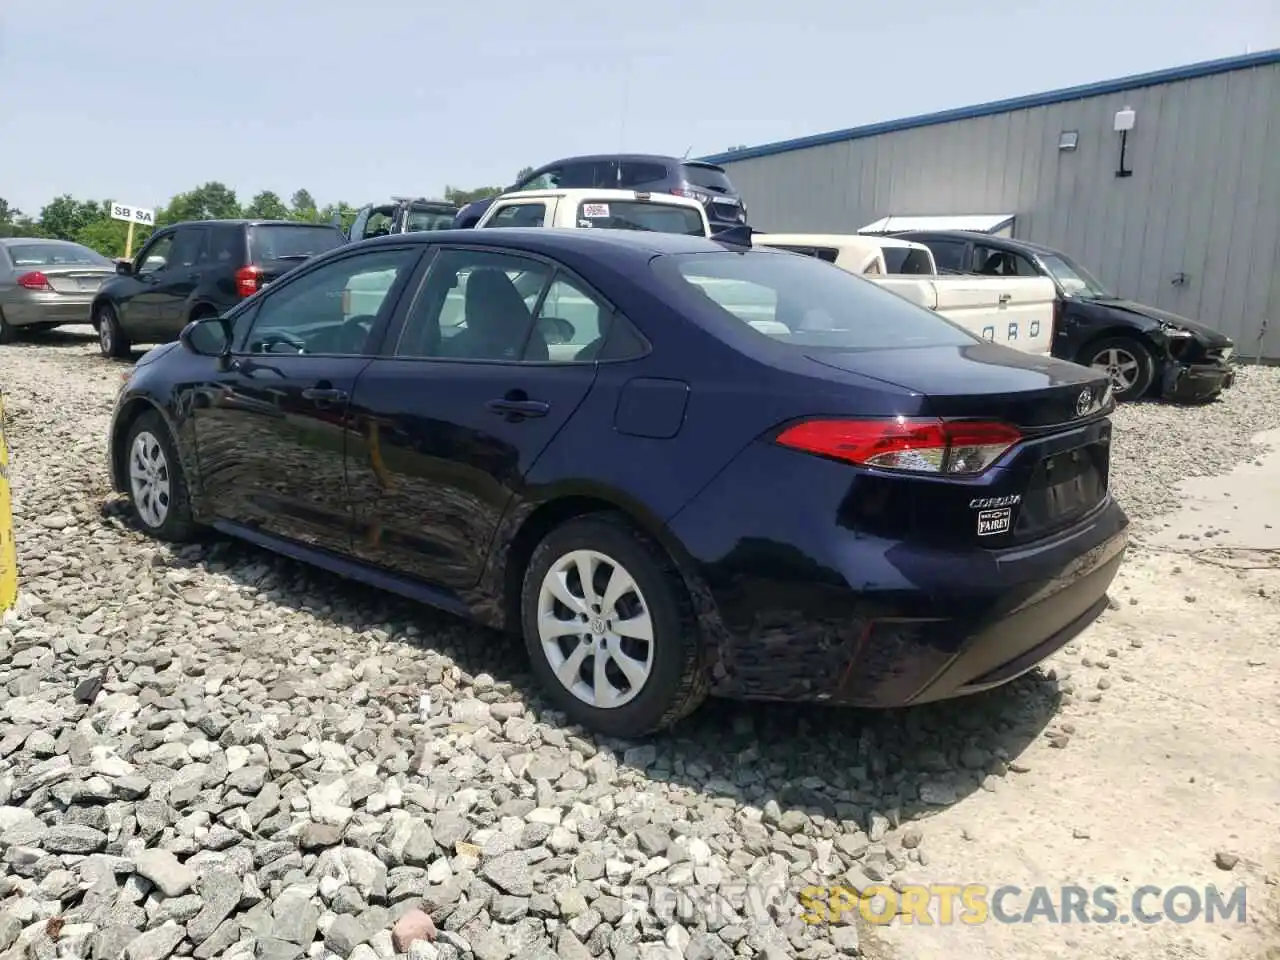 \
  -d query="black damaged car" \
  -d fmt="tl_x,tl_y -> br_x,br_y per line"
894,231 -> 1236,403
